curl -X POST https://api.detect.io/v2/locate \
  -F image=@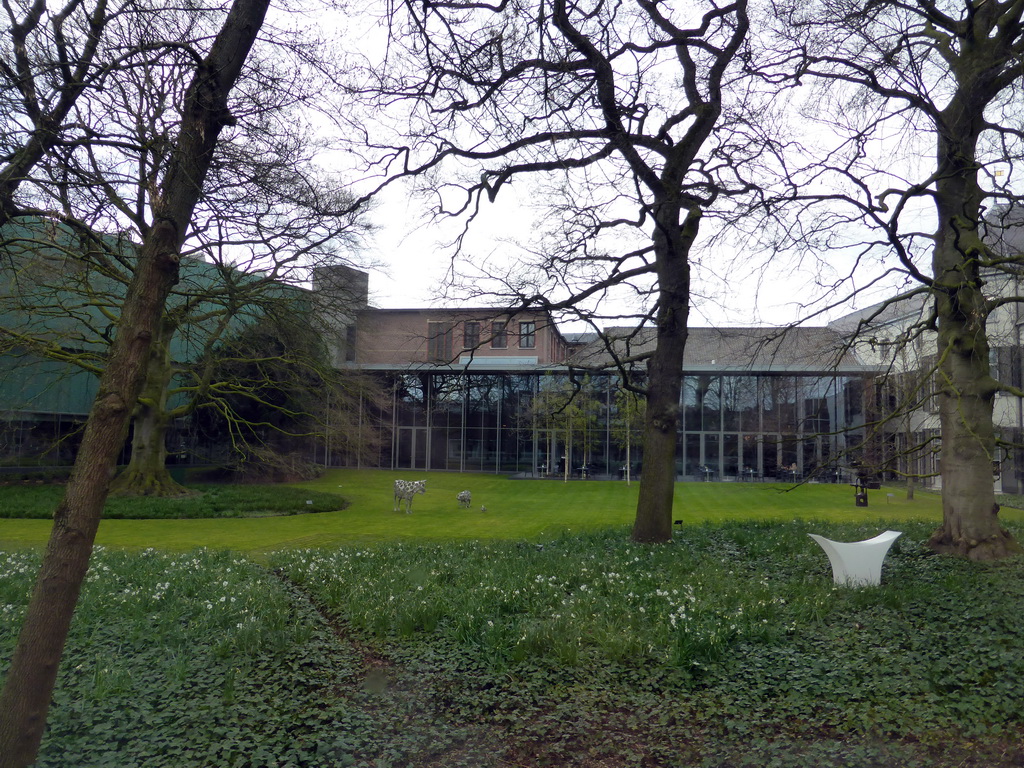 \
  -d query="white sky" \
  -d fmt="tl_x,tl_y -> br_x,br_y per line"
324,3 -> 848,328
